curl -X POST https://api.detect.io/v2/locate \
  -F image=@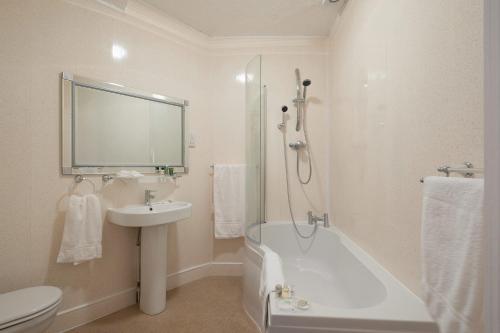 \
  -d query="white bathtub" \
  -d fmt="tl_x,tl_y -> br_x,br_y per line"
243,222 -> 438,333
